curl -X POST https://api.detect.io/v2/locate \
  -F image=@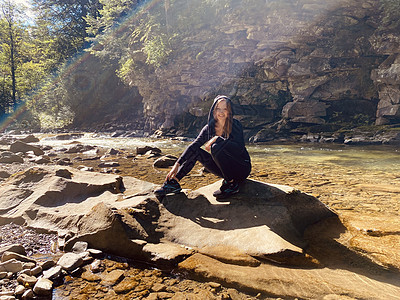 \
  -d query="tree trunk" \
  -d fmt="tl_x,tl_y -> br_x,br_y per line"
8,20 -> 17,111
